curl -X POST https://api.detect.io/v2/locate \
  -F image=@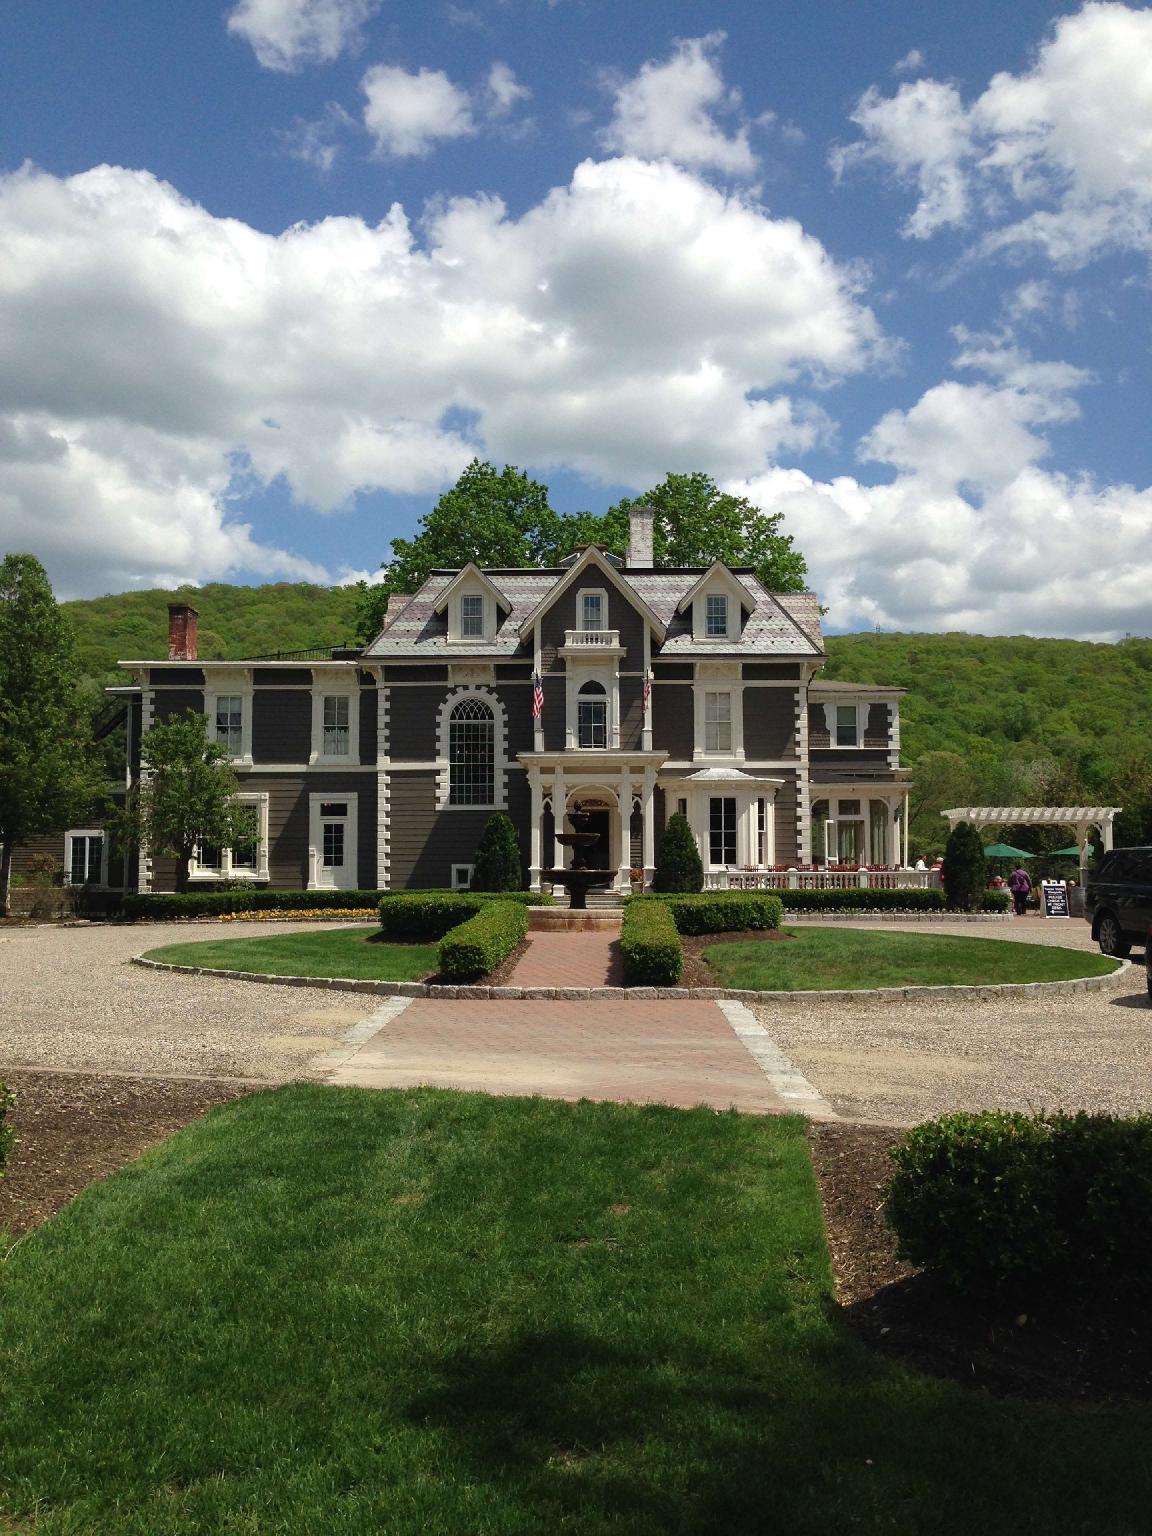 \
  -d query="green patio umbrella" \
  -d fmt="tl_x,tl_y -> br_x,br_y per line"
982,842 -> 1034,859
1049,844 -> 1093,858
